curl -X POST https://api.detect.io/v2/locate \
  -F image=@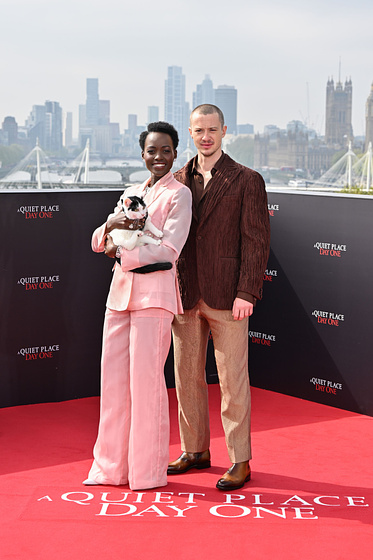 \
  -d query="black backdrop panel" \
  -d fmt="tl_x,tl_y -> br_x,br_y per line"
249,192 -> 373,416
0,190 -> 122,407
1,190 -> 372,416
